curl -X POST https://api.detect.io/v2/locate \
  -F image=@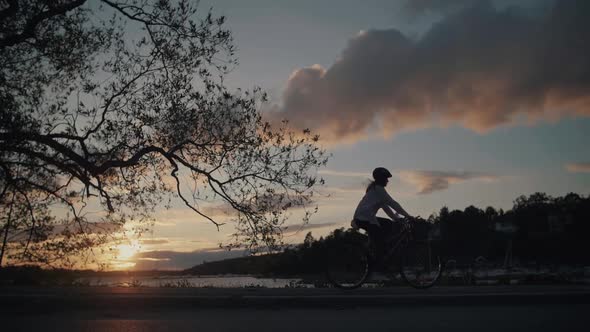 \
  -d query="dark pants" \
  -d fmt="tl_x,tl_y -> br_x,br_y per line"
355,217 -> 400,259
